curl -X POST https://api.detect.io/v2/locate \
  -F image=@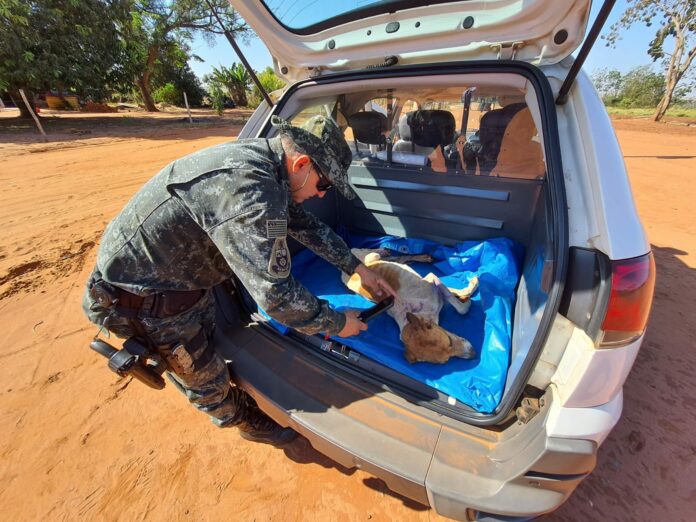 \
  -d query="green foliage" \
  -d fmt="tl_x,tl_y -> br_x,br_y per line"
153,82 -> 180,105
591,68 -> 624,104
248,66 -> 286,108
592,66 -> 689,108
0,0 -> 125,102
151,46 -> 207,107
604,0 -> 696,120
204,63 -> 250,107
618,67 -> 668,107
208,84 -> 226,115
606,106 -> 696,119
121,0 -> 250,111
